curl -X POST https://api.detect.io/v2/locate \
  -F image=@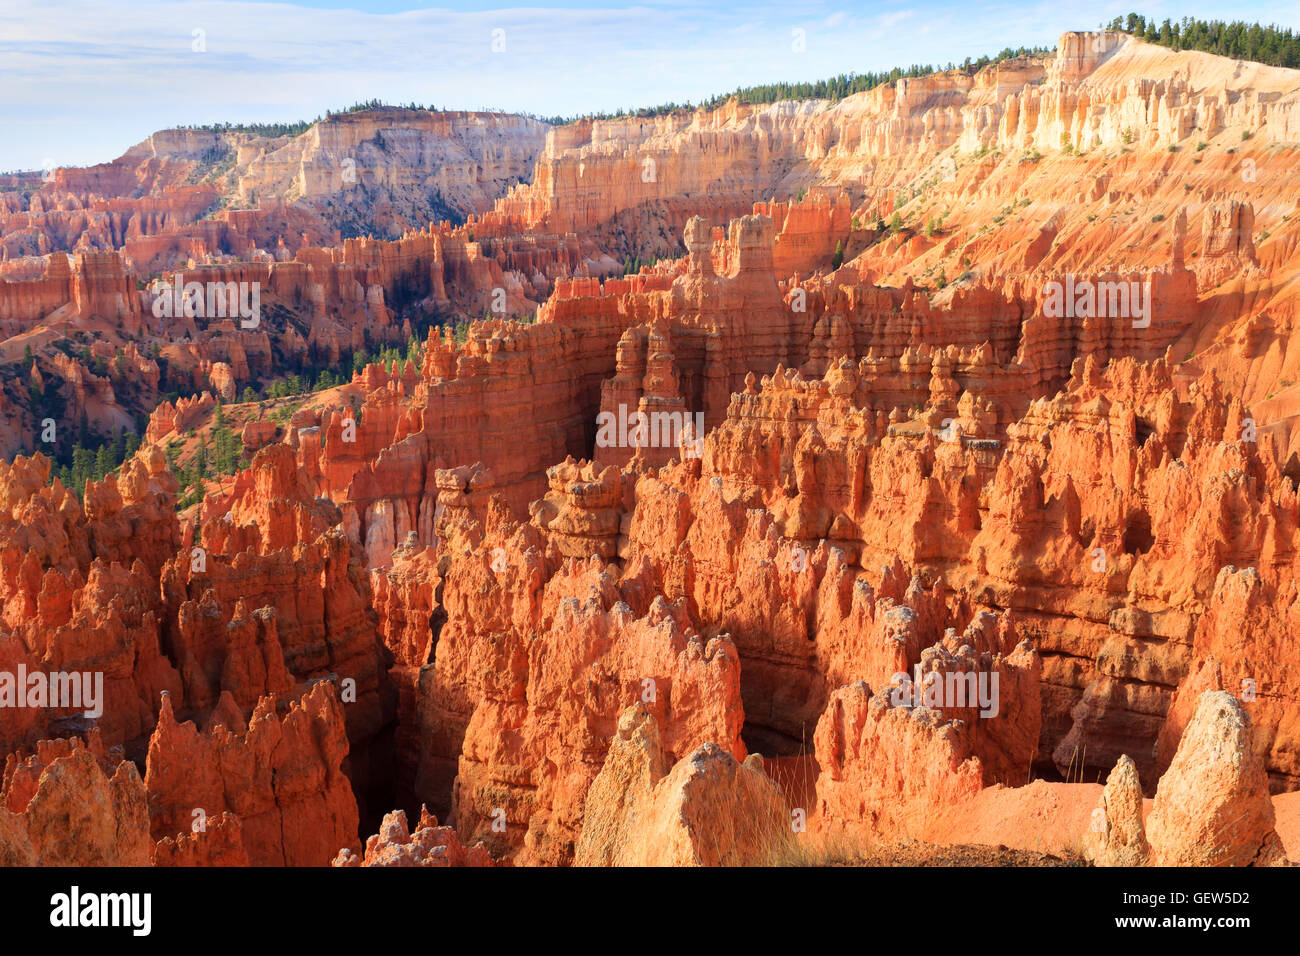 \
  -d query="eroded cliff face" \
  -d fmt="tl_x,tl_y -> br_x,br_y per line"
475,32 -> 1297,249
464,30 -> 1300,456
7,109 -> 548,255
0,448 -> 182,756
240,110 -> 549,233
1,735 -> 150,866
3,29 -> 1300,868
414,503 -> 746,866
144,684 -> 359,867
9,28 -> 1299,459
